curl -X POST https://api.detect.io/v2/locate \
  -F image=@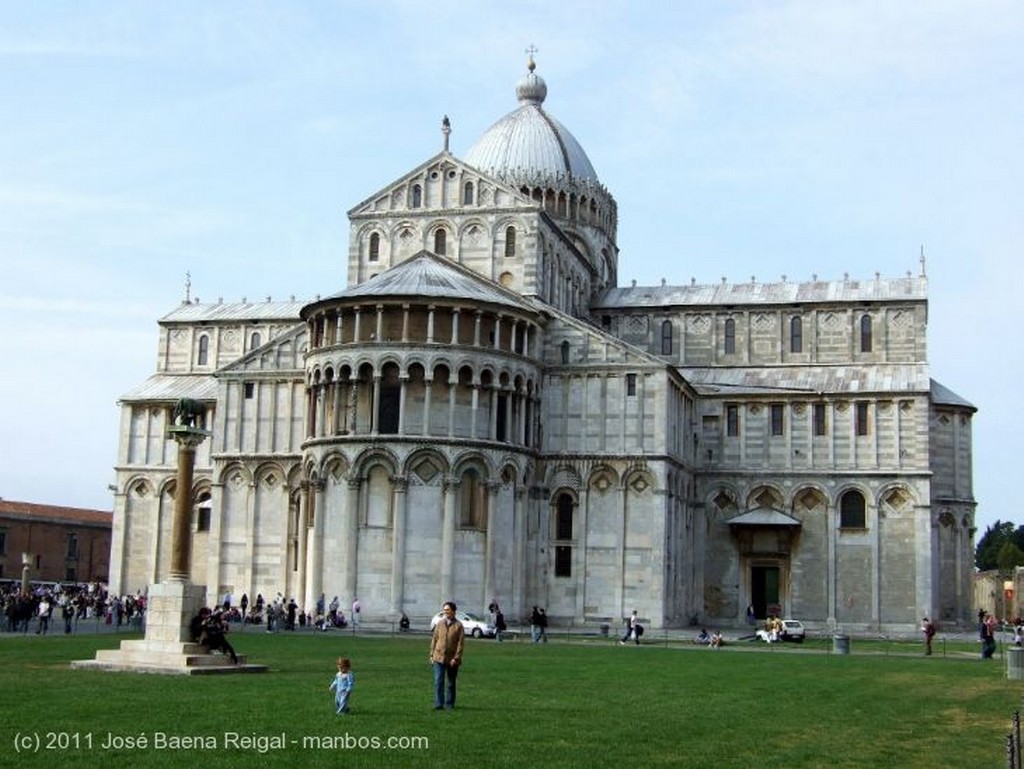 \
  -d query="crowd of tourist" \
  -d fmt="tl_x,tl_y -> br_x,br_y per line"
1,582 -> 145,634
